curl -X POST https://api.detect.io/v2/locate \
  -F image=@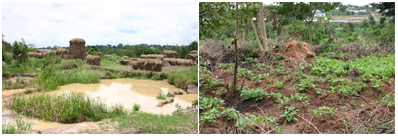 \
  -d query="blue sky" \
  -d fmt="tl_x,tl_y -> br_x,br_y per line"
2,2 -> 199,48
